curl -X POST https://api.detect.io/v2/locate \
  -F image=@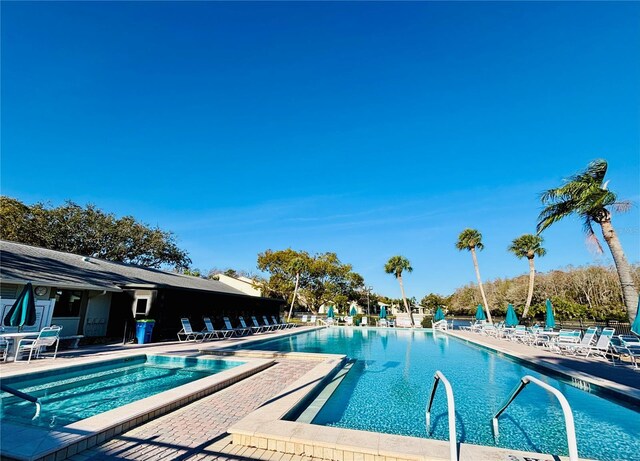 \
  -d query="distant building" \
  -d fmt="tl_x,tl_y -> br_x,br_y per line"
0,240 -> 284,341
213,273 -> 262,297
